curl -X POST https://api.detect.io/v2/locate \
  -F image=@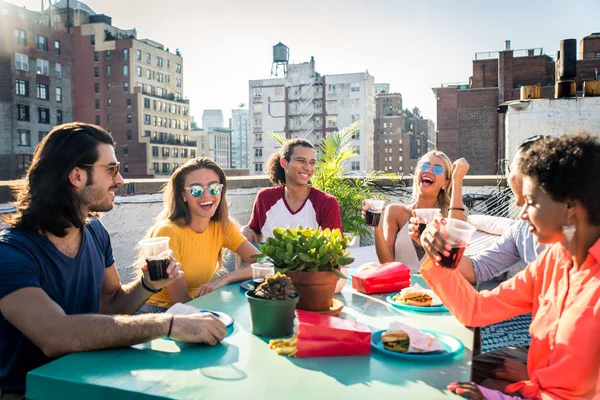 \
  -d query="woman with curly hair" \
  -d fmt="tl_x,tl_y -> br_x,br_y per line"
420,133 -> 600,399
241,138 -> 342,243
